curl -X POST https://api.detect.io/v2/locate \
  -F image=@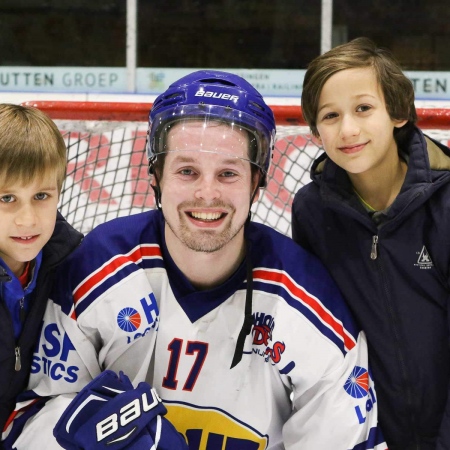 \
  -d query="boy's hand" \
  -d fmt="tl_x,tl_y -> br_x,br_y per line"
53,370 -> 187,450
